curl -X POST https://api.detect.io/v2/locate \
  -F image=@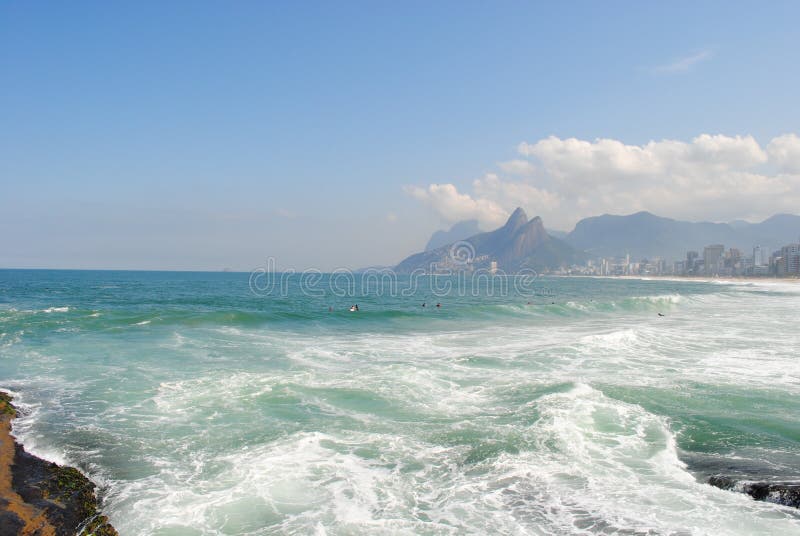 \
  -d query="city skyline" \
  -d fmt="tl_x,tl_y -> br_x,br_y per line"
388,206 -> 800,278
559,240 -> 800,278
